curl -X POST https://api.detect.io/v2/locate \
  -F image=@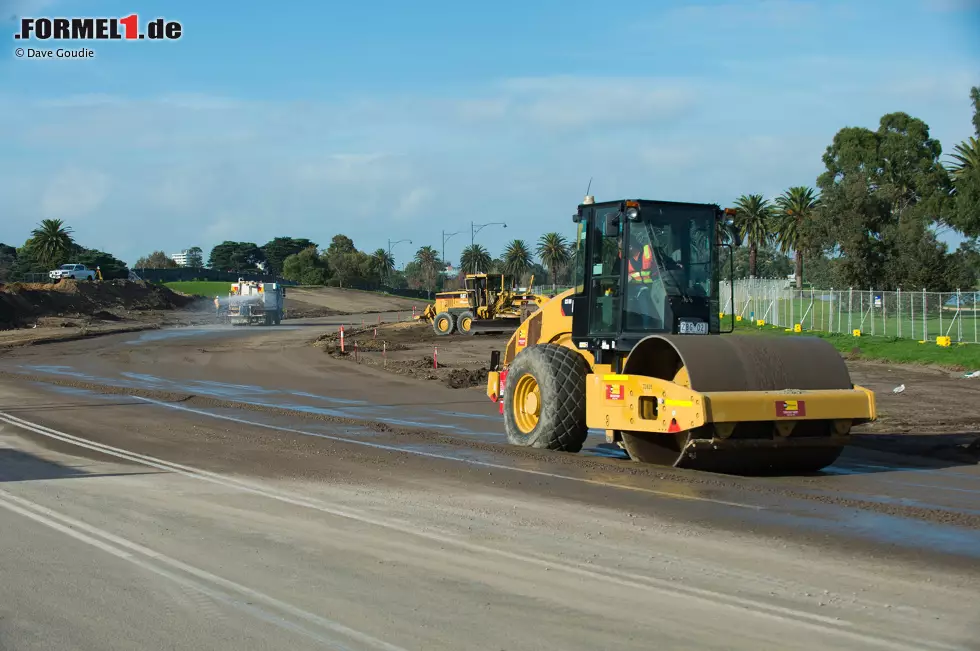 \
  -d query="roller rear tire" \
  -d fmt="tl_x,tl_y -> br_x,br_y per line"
503,344 -> 590,453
